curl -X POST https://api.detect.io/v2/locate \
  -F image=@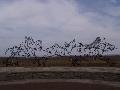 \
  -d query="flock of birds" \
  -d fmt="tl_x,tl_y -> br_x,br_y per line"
5,36 -> 116,58
4,36 -> 116,66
